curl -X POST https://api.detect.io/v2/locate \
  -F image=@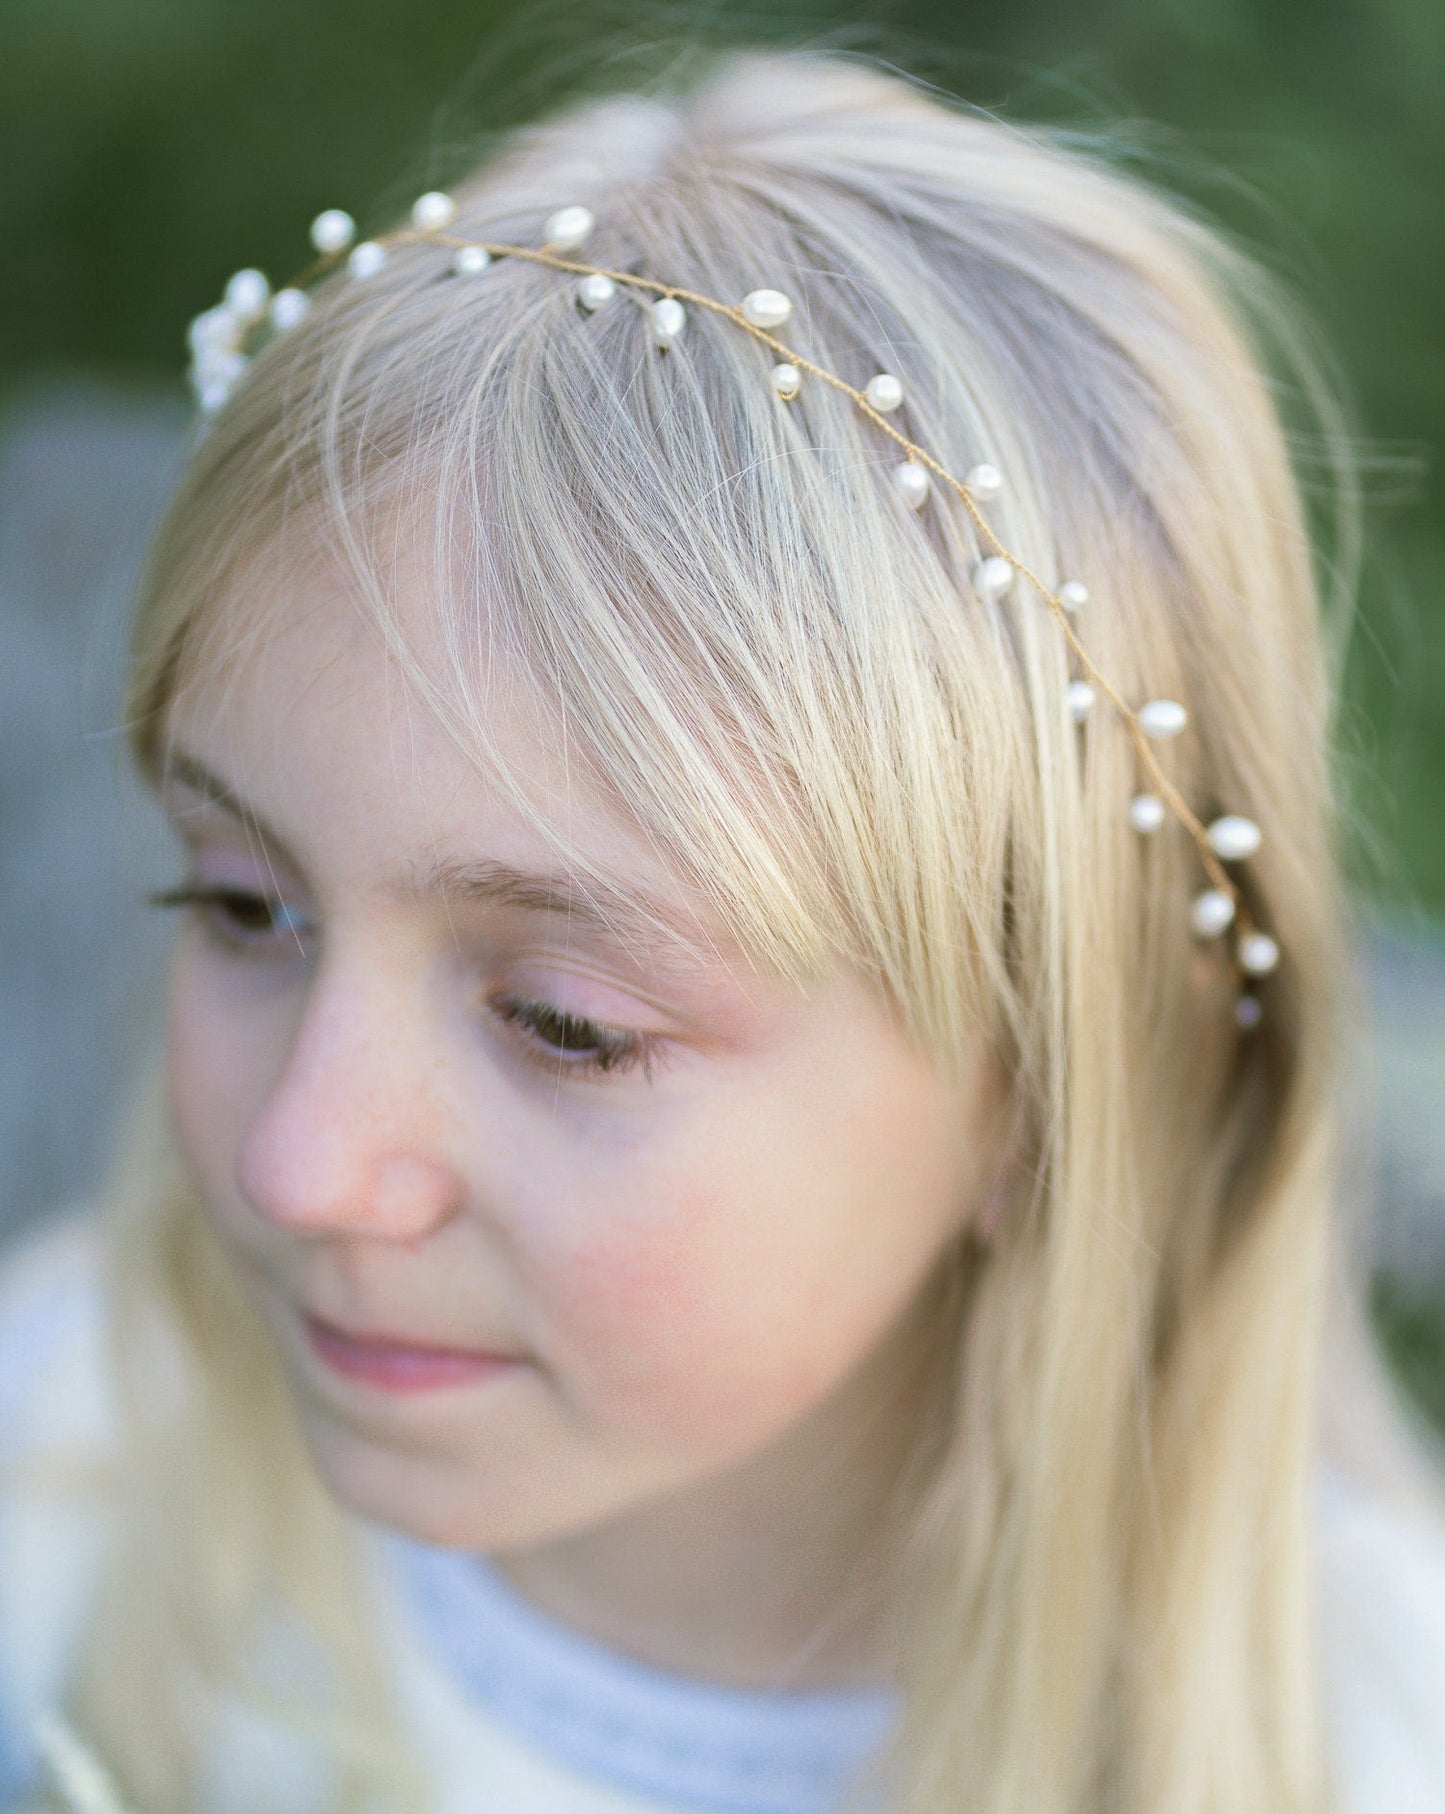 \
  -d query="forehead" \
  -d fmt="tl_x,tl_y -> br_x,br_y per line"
168,525 -> 582,811
161,532 -> 755,981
